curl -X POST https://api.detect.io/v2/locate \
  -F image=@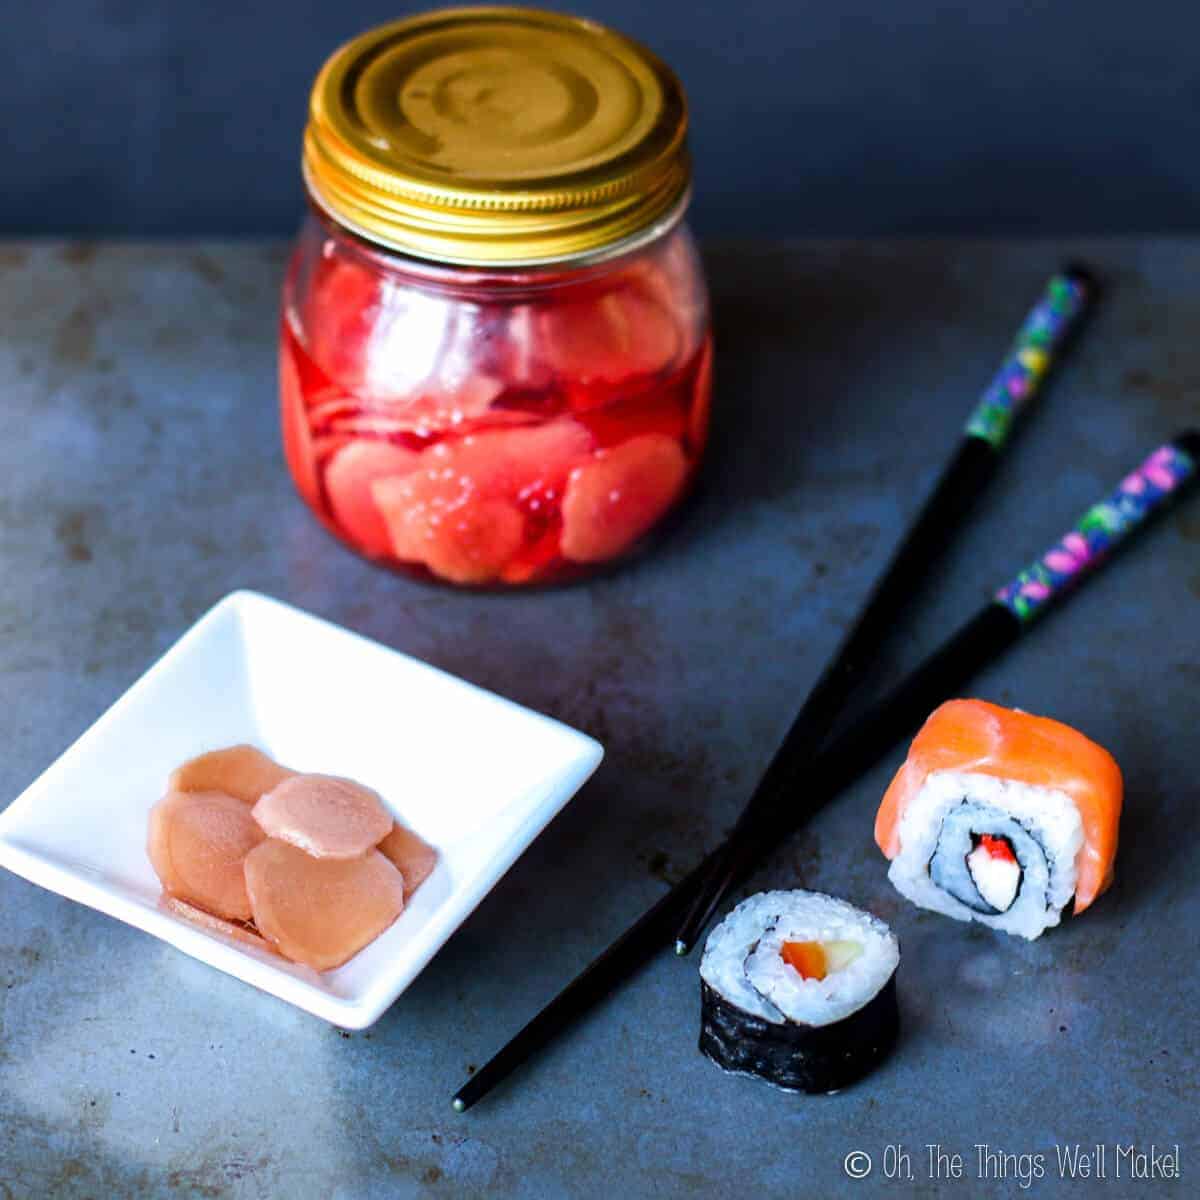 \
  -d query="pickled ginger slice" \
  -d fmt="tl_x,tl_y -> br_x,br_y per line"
372,419 -> 591,582
252,774 -> 393,860
281,346 -> 321,508
688,337 -> 713,456
537,286 -> 680,387
244,839 -> 405,971
168,744 -> 295,806
325,441 -> 420,558
147,790 -> 265,921
560,433 -> 688,563
163,895 -> 276,954
377,822 -> 439,901
421,497 -> 526,585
